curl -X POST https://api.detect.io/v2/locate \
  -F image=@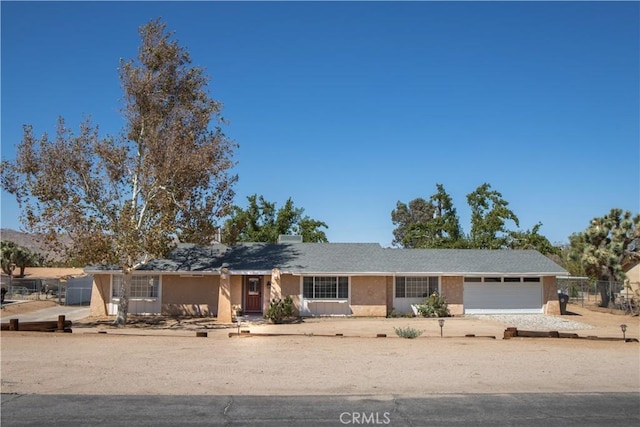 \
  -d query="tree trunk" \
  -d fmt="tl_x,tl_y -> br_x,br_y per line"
598,280 -> 612,308
113,271 -> 131,327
